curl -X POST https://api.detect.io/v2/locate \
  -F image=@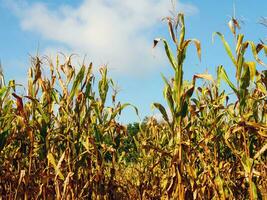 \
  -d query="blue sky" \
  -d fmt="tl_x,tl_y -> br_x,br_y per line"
0,0 -> 266,123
